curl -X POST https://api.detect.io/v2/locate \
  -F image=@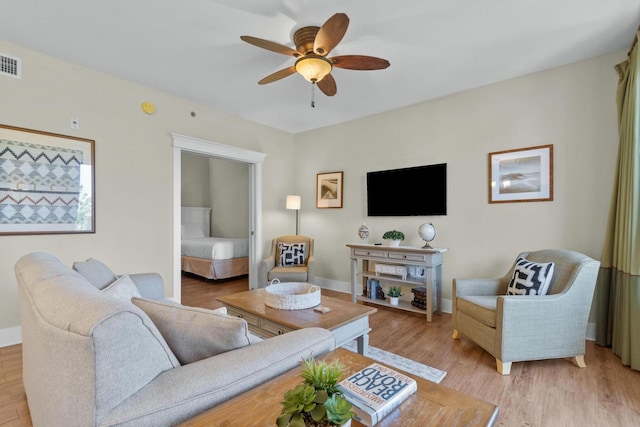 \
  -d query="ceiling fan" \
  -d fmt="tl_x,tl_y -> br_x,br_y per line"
240,13 -> 390,98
